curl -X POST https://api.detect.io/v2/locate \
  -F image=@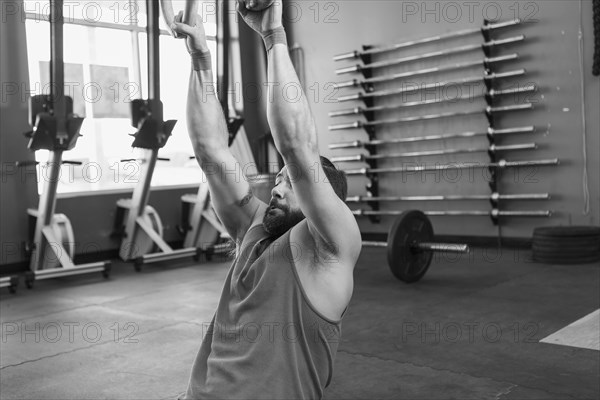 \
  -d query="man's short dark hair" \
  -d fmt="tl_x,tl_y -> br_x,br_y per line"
320,156 -> 347,201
